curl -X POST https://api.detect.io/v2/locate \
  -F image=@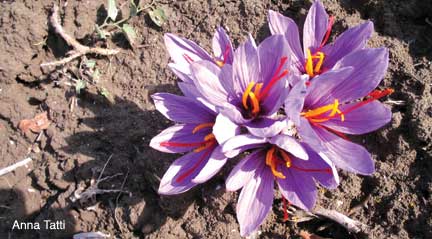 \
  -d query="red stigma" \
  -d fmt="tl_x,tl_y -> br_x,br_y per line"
259,56 -> 289,99
183,54 -> 194,64
175,144 -> 215,183
282,197 -> 290,222
318,16 -> 335,50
